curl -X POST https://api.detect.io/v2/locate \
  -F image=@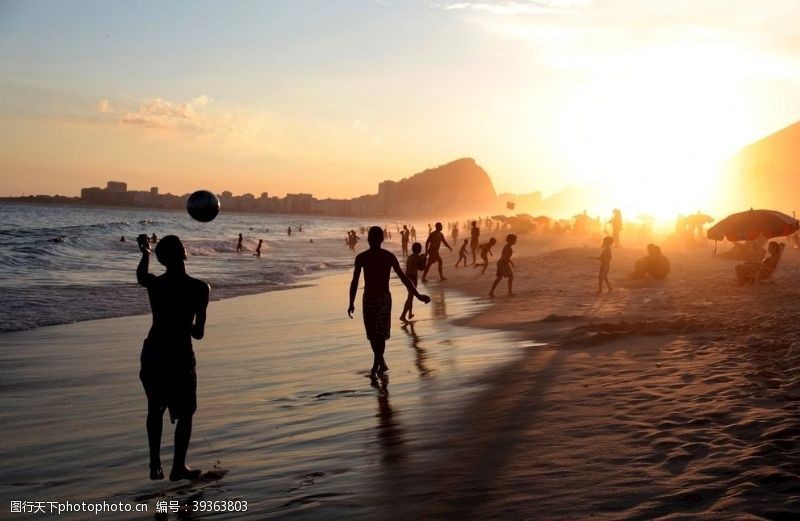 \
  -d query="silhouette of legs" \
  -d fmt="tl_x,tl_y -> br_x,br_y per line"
370,338 -> 388,378
146,405 -> 164,480
169,416 -> 201,481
